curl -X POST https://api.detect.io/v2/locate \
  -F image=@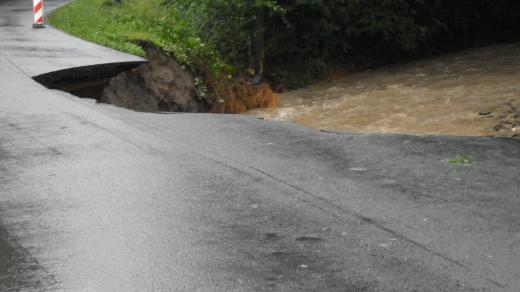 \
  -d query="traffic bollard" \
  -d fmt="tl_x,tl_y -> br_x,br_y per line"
33,0 -> 45,28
